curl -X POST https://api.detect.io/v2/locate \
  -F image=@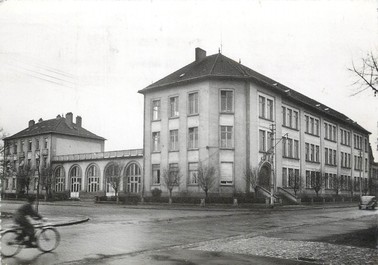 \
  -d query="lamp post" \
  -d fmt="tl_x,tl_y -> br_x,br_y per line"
35,152 -> 41,212
268,124 -> 288,206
